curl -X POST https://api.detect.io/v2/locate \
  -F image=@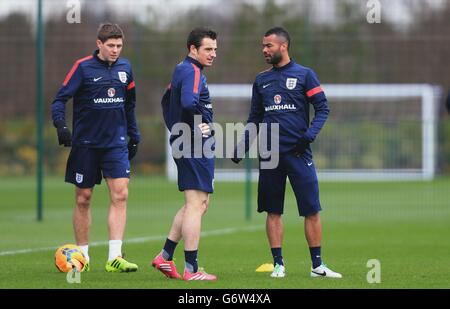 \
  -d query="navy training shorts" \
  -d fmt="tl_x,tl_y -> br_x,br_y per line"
173,156 -> 214,194
257,152 -> 322,217
65,146 -> 130,188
